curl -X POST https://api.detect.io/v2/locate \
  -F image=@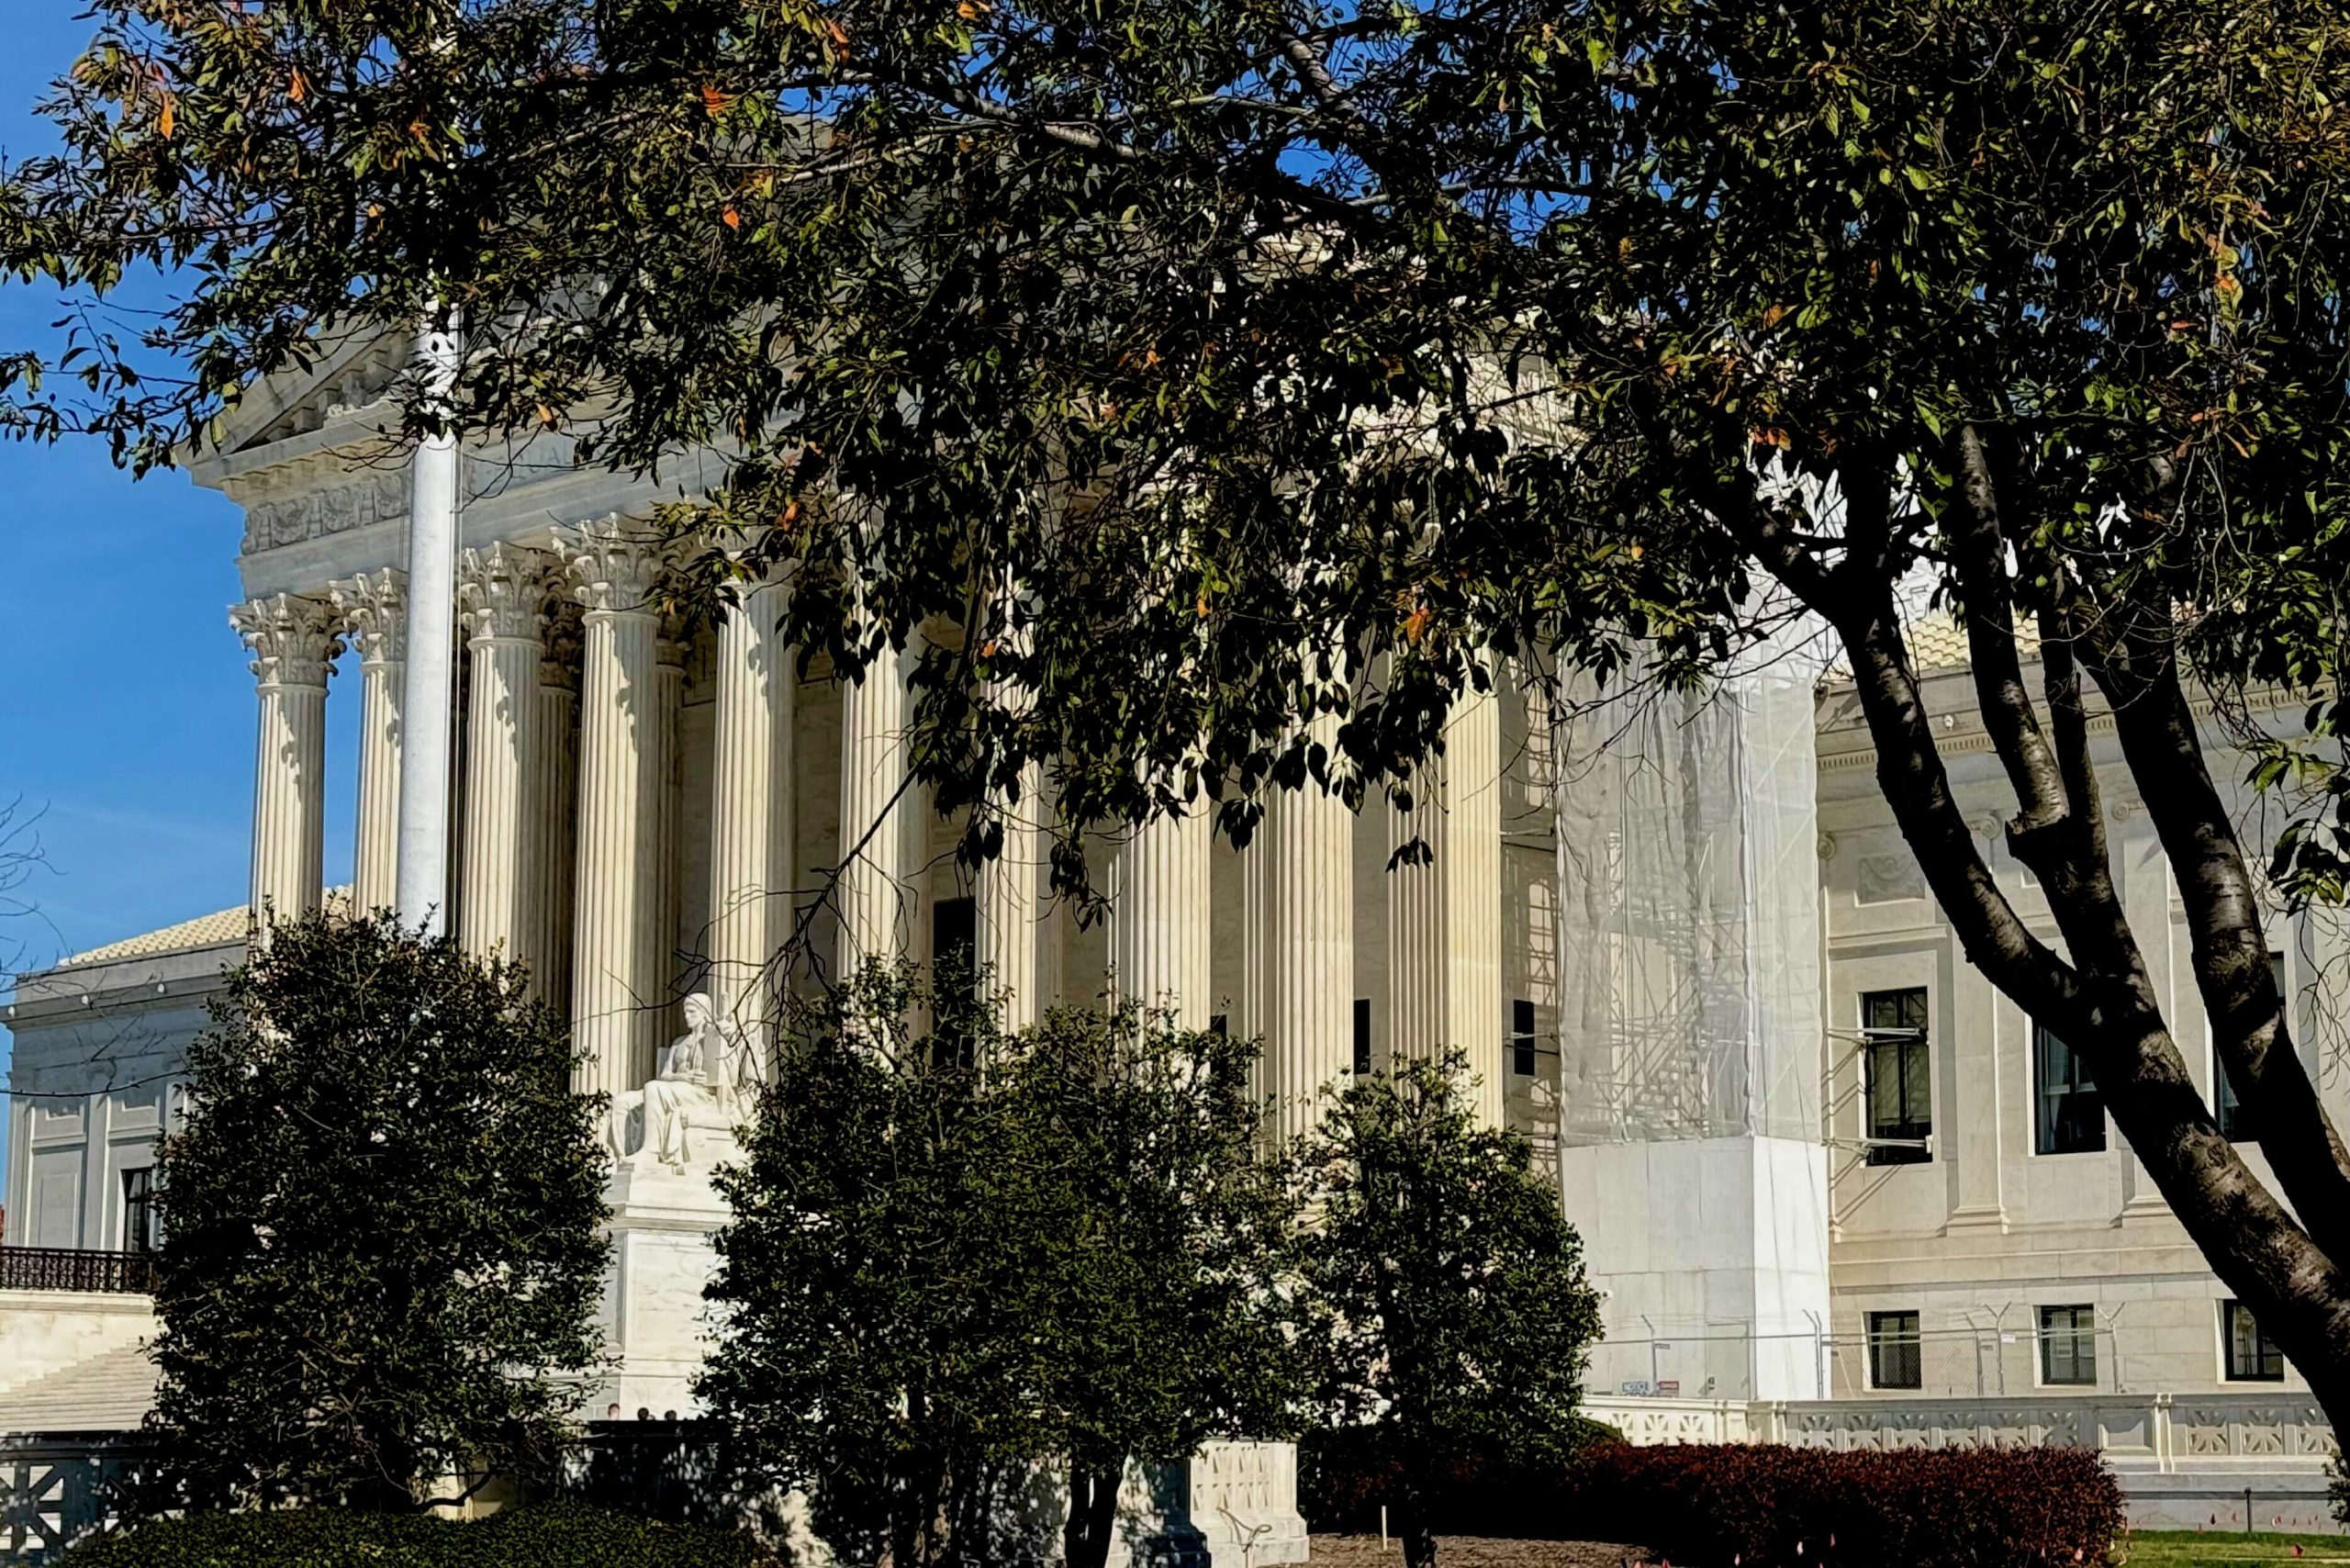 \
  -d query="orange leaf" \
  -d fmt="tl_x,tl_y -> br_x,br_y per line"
1195,593 -> 1212,618
288,68 -> 308,103
822,18 -> 852,51
157,93 -> 175,139
1403,605 -> 1432,644
699,84 -> 733,117
722,204 -> 742,230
